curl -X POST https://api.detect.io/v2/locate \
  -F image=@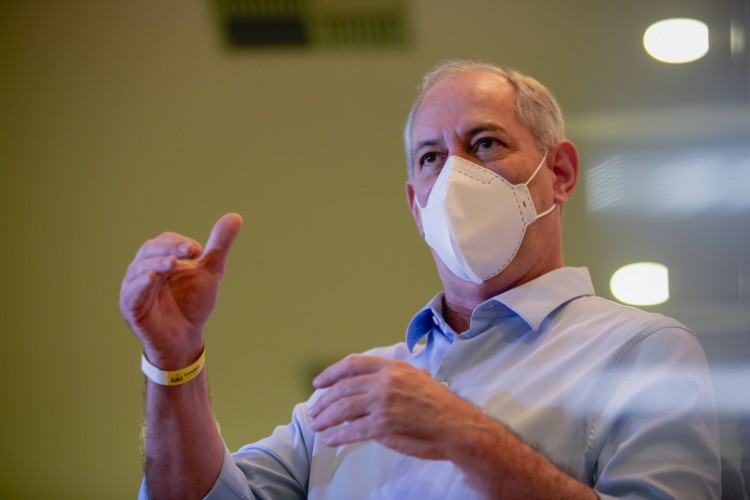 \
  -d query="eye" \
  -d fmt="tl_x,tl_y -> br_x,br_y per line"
475,137 -> 501,151
472,136 -> 507,161
419,151 -> 443,170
